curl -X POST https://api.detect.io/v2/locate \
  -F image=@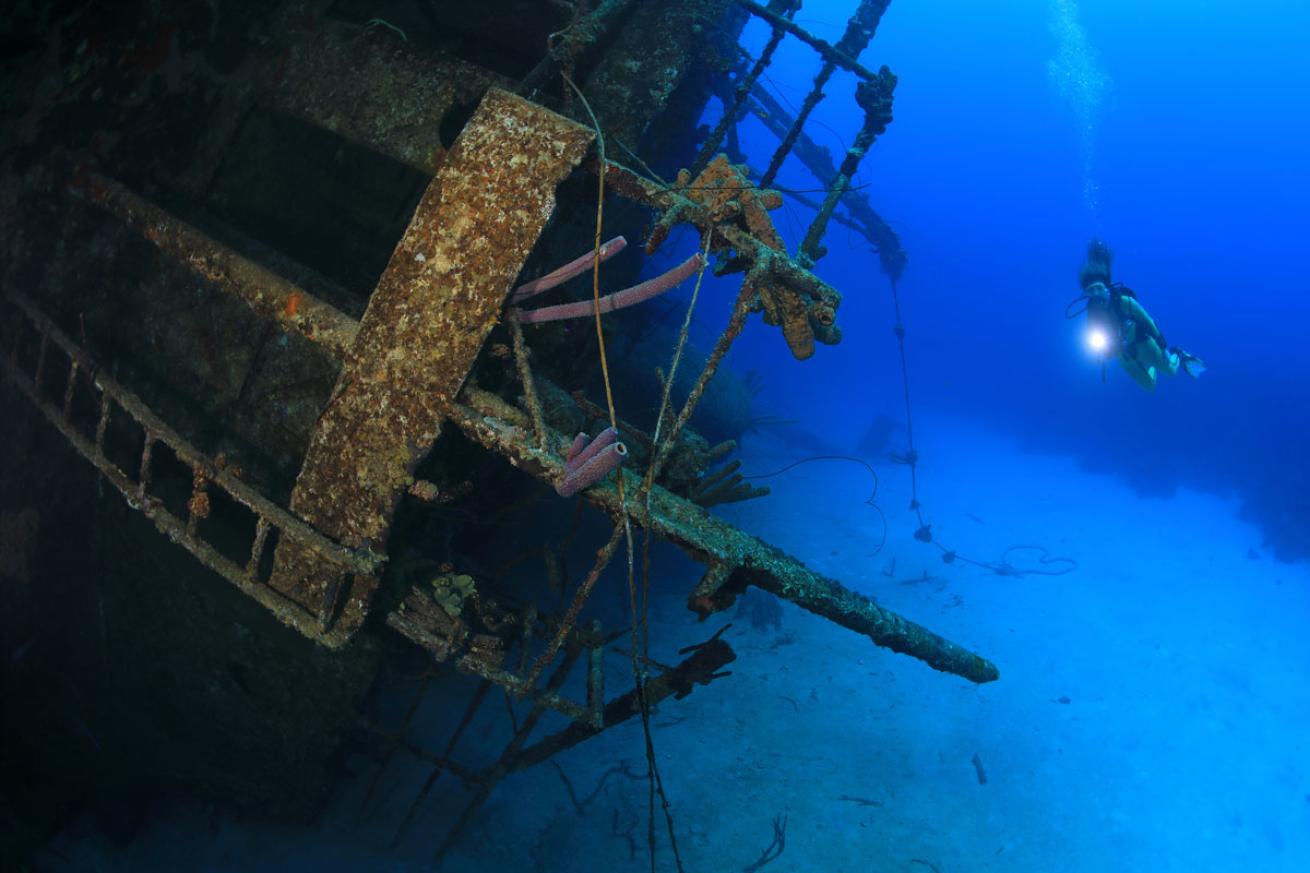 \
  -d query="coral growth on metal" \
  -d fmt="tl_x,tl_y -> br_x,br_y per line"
265,89 -> 594,637
657,155 -> 835,359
